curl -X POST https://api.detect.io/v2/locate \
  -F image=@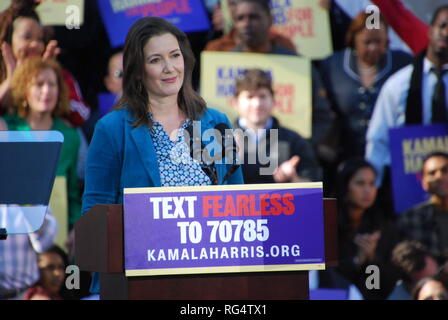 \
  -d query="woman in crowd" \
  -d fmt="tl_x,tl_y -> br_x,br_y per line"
412,273 -> 448,300
23,245 -> 68,300
0,1 -> 89,127
82,17 -> 244,293
3,57 -> 82,230
0,116 -> 6,130
328,158 -> 400,299
319,12 -> 412,165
